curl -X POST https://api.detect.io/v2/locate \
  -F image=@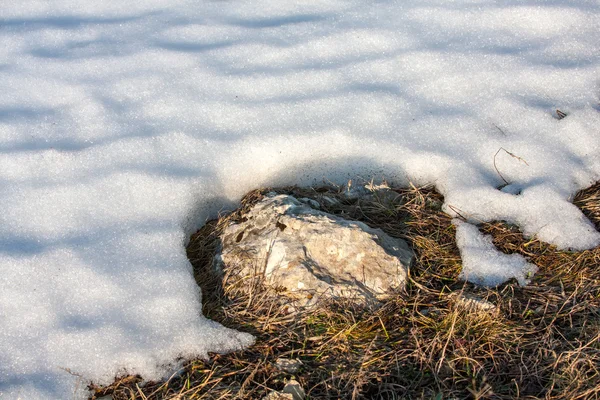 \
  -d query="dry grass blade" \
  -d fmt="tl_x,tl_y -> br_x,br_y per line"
493,147 -> 529,186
